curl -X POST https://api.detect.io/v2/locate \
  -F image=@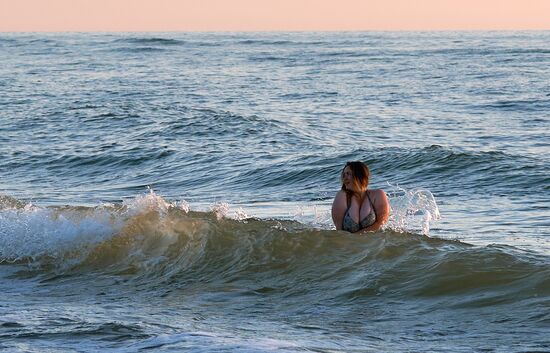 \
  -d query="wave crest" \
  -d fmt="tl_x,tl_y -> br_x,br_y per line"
1,191 -> 547,305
